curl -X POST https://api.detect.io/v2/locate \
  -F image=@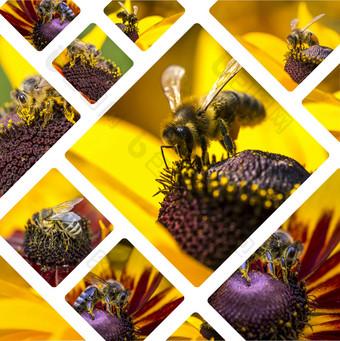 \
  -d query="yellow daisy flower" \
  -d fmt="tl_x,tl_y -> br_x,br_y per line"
0,169 -> 113,286
211,1 -> 340,91
66,25 -> 328,286
0,257 -> 81,340
66,242 -> 185,340
105,0 -> 184,50
0,0 -> 80,51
